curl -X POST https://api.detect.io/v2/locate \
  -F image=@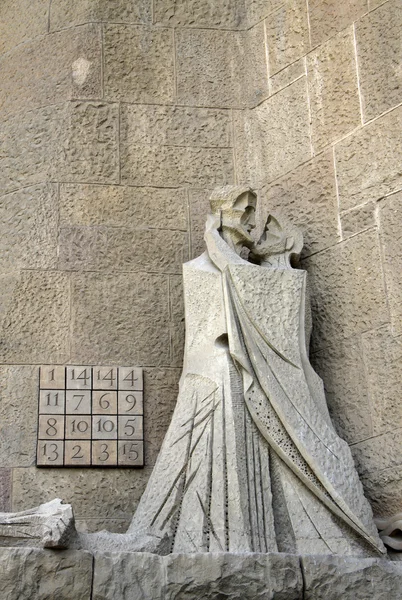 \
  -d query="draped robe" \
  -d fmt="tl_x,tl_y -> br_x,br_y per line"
128,230 -> 385,557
